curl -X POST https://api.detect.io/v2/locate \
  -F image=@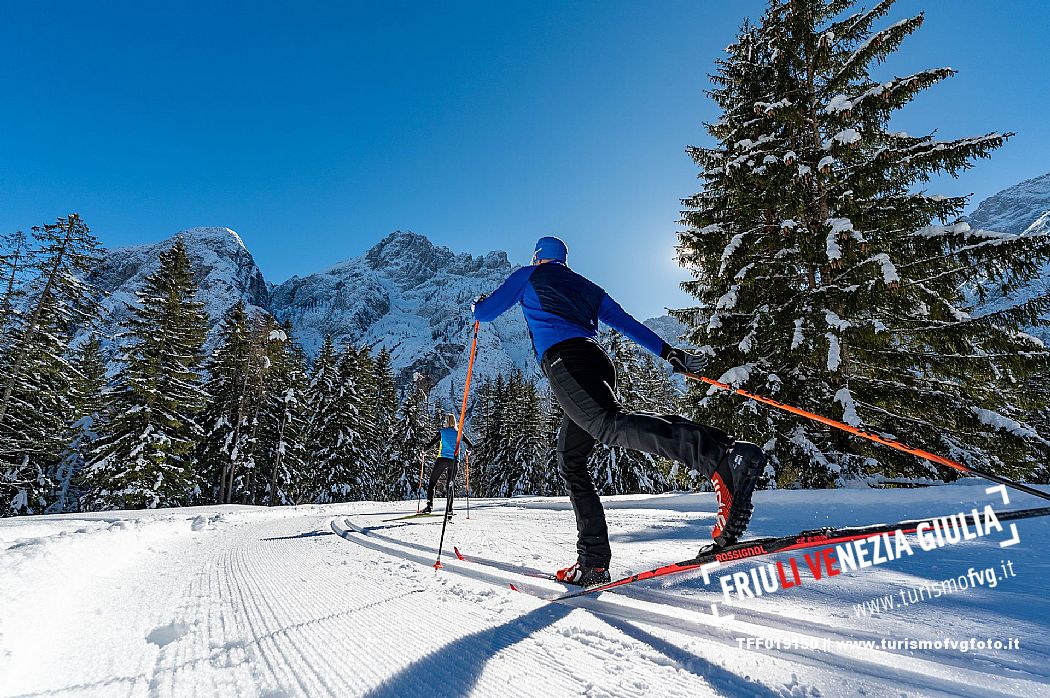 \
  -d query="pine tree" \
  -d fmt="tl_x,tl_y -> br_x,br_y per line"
302,336 -> 338,502
351,346 -> 379,499
1,215 -> 102,515
258,321 -> 309,506
52,334 -> 109,513
0,214 -> 100,428
197,302 -> 263,504
506,372 -> 545,495
538,388 -> 566,496
389,372 -> 435,501
473,374 -> 508,497
674,0 -> 1050,487
82,239 -> 209,510
0,230 -> 30,325
0,293 -> 78,514
371,348 -> 399,498
303,339 -> 370,502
